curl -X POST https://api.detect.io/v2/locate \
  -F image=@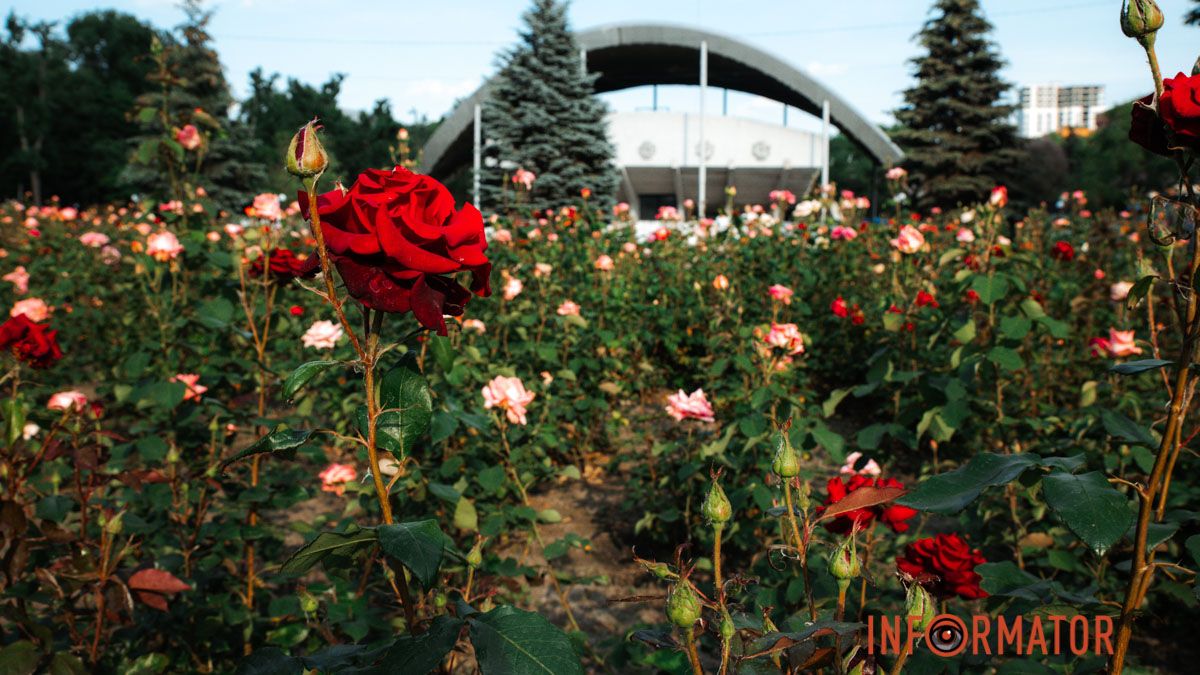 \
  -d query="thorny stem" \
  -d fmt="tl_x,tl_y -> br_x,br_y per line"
684,624 -> 704,675
1110,218 -> 1200,674
783,481 -> 817,621
713,523 -> 730,675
